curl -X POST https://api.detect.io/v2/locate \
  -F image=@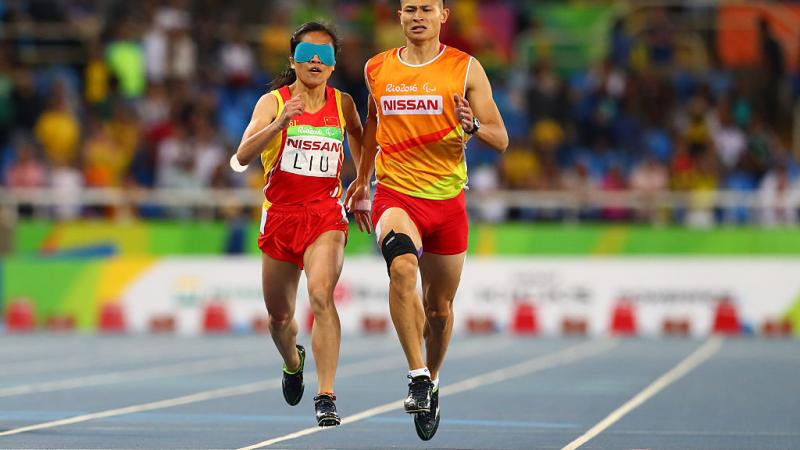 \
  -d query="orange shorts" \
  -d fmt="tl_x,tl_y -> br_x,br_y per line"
371,185 -> 468,255
258,199 -> 348,269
